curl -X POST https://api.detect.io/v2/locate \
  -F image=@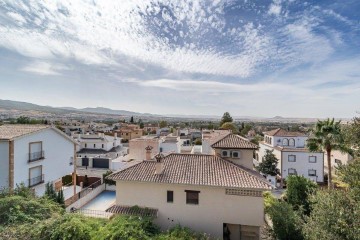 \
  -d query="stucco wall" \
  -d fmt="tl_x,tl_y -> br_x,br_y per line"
13,129 -> 74,196
0,141 -> 9,188
282,151 -> 324,182
128,139 -> 160,160
214,148 -> 254,169
115,181 -> 264,239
